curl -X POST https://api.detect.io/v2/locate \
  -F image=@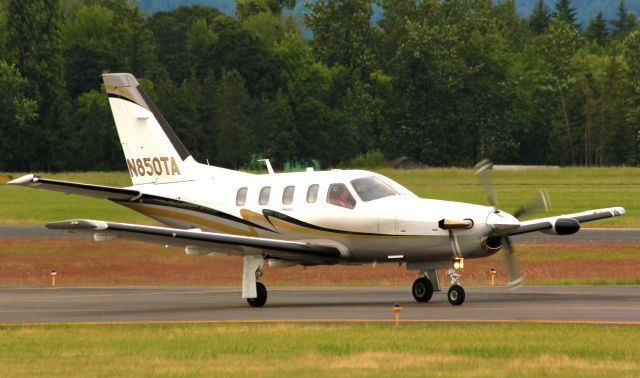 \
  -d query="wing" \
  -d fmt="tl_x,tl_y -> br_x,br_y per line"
8,174 -> 139,201
47,219 -> 344,264
511,207 -> 625,236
